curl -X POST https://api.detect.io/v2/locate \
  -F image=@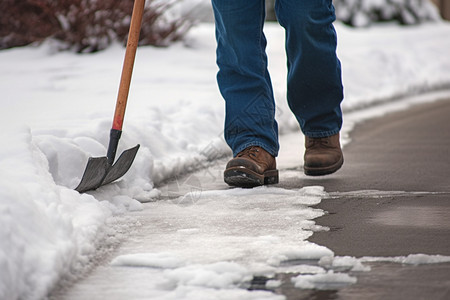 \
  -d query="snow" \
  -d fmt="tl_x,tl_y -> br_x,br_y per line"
265,279 -> 282,289
361,254 -> 450,265
319,255 -> 372,272
110,252 -> 187,269
1,17 -> 450,299
0,130 -> 141,300
118,186 -> 329,270
291,270 -> 357,290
